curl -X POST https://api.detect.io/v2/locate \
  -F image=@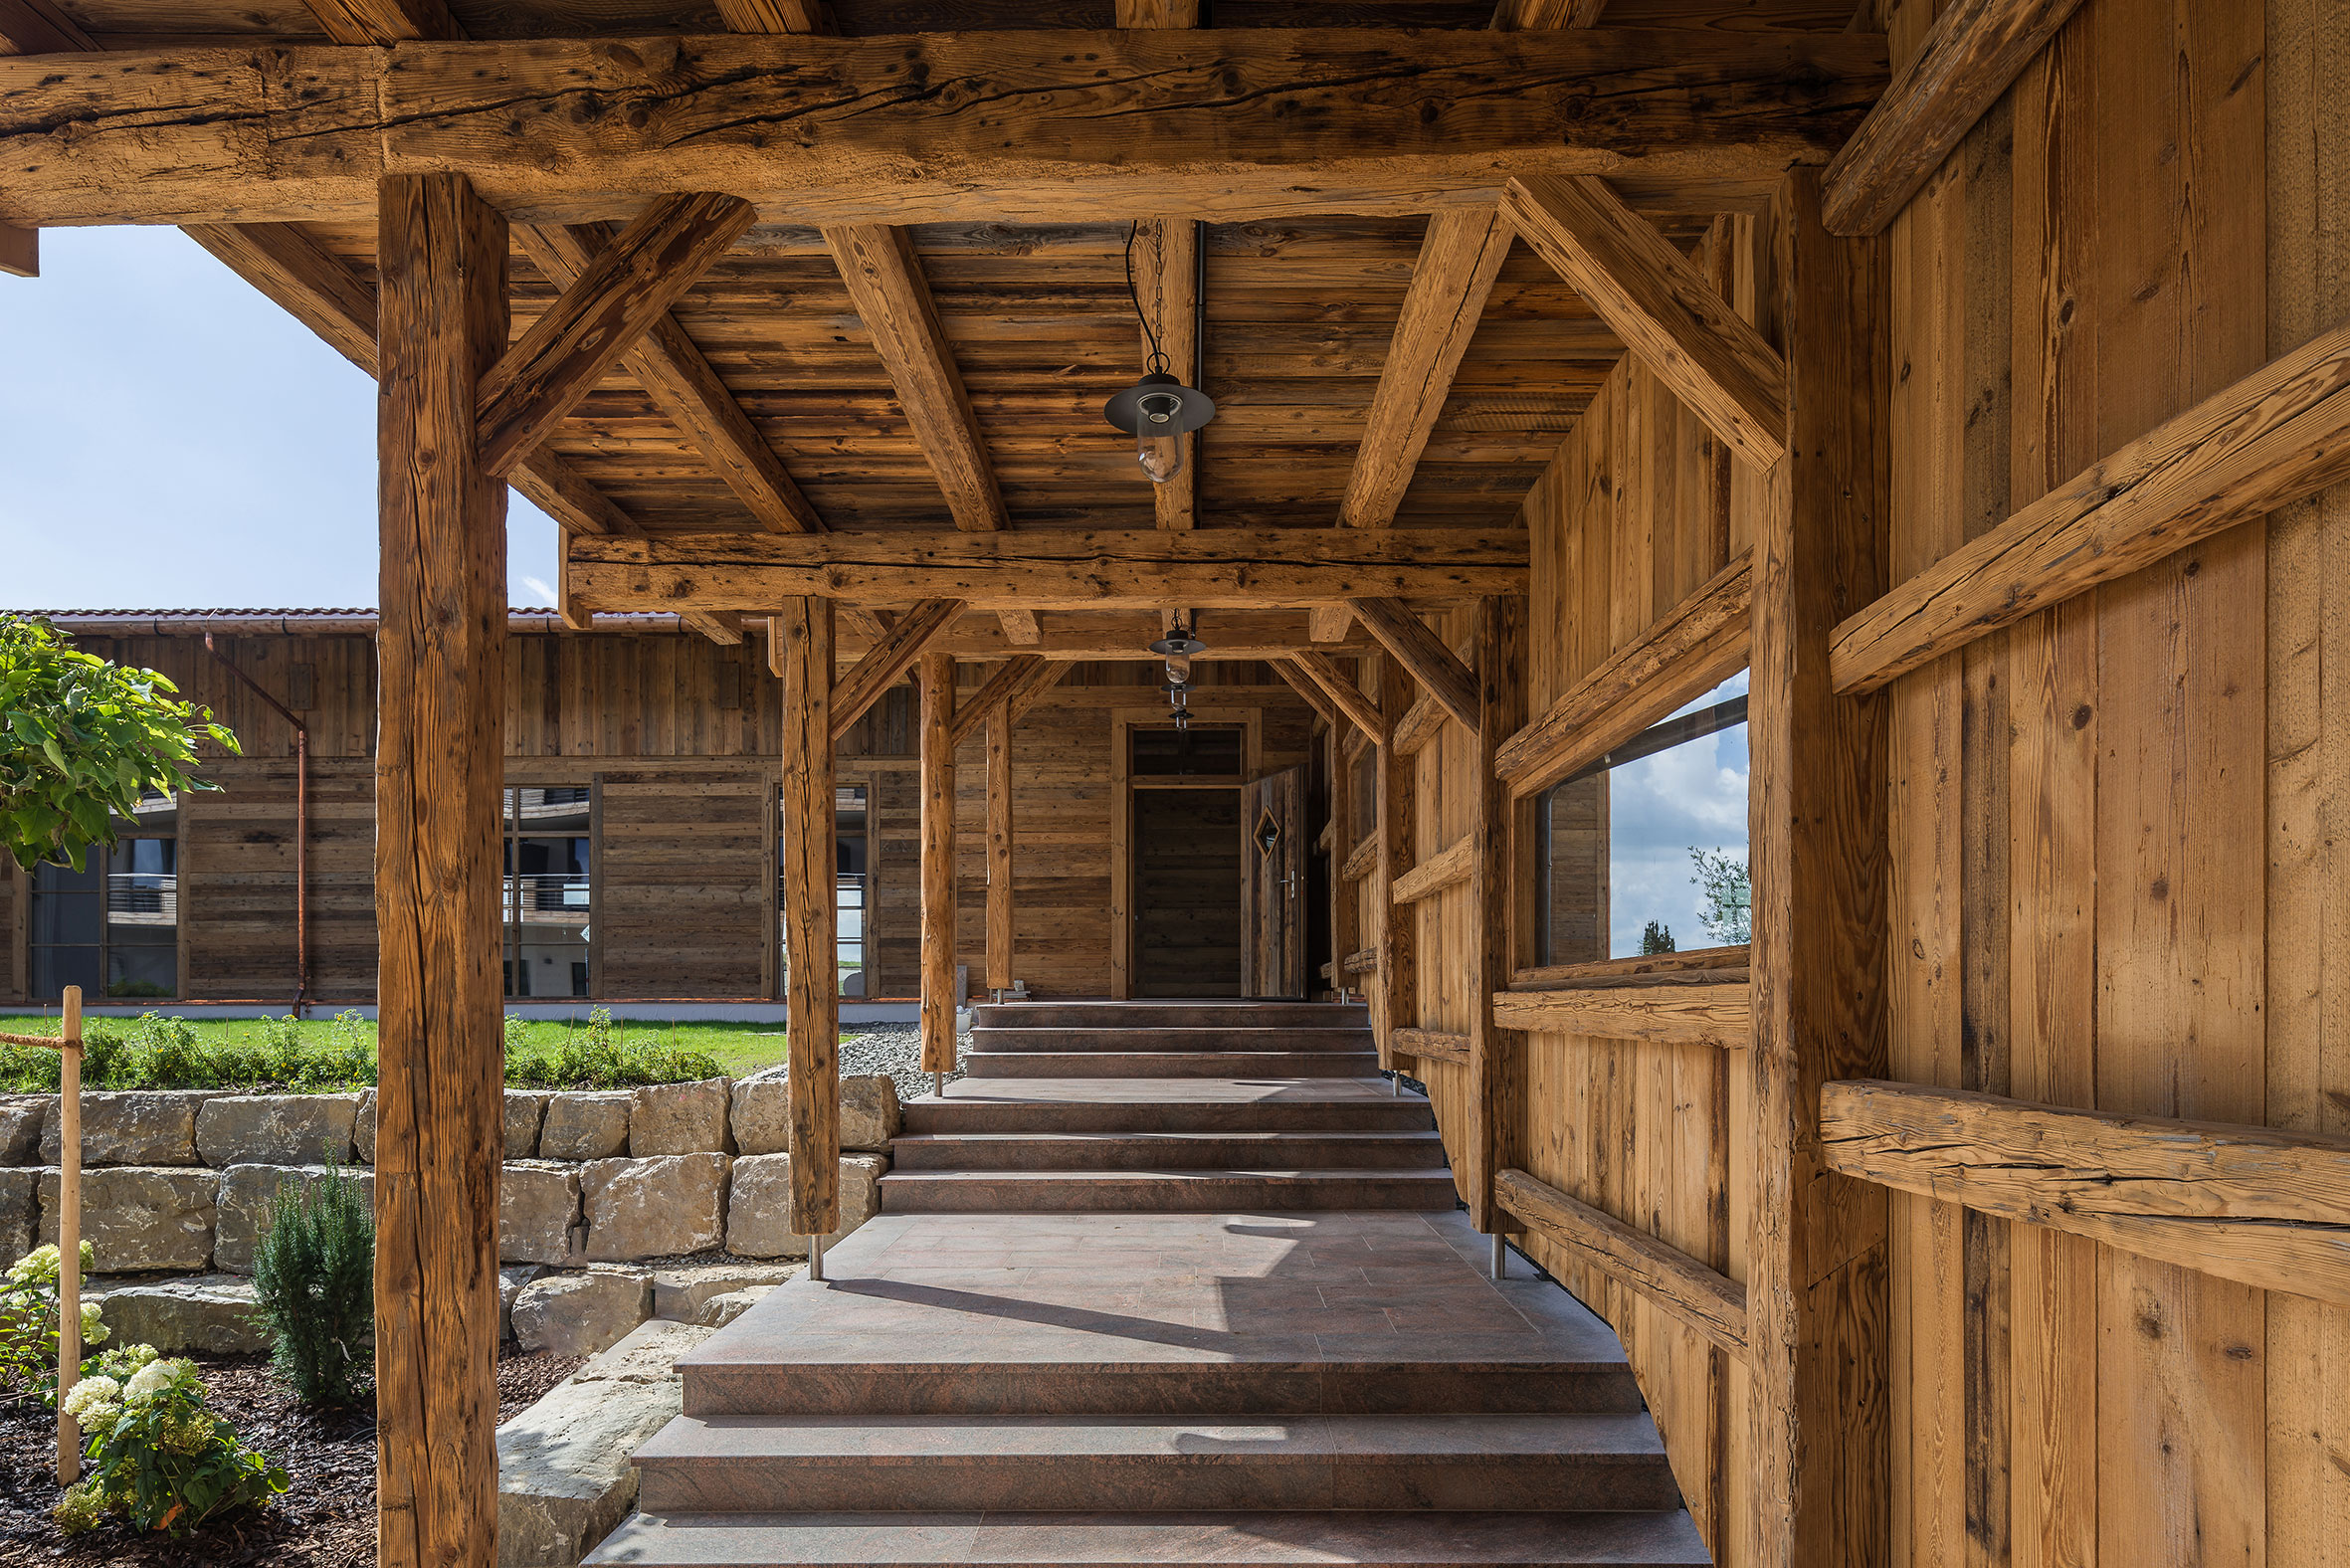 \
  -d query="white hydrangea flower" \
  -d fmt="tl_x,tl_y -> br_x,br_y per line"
62,1375 -> 120,1418
124,1359 -> 175,1400
80,1301 -> 107,1344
